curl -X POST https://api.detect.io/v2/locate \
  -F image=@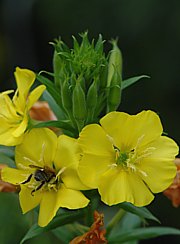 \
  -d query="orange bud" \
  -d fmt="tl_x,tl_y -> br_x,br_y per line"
163,158 -> 180,207
29,101 -> 57,121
